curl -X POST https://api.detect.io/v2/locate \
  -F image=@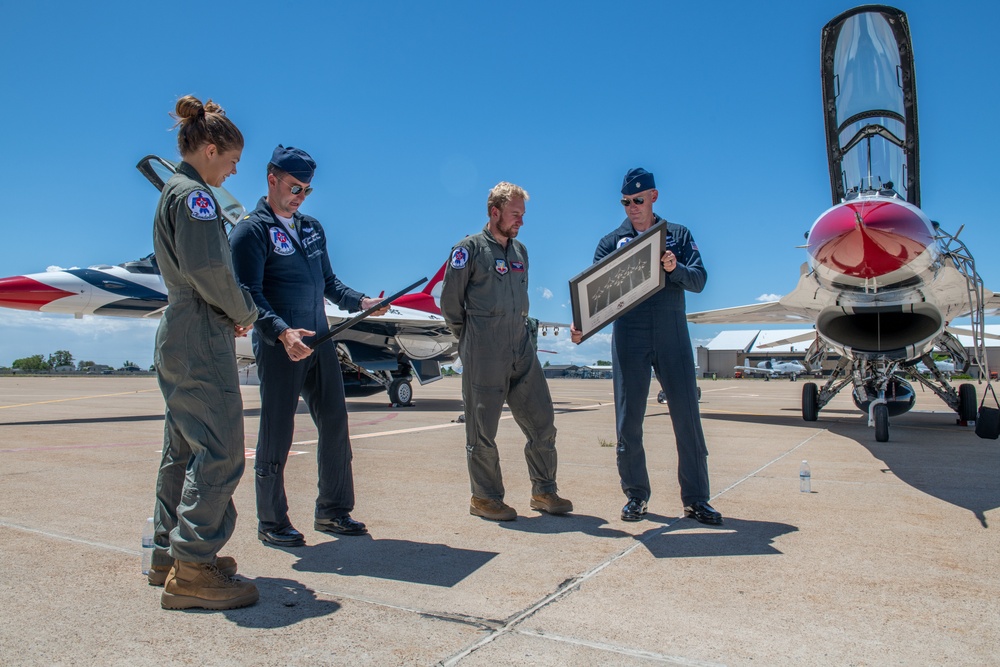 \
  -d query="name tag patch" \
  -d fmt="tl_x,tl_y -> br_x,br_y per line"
511,261 -> 524,272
